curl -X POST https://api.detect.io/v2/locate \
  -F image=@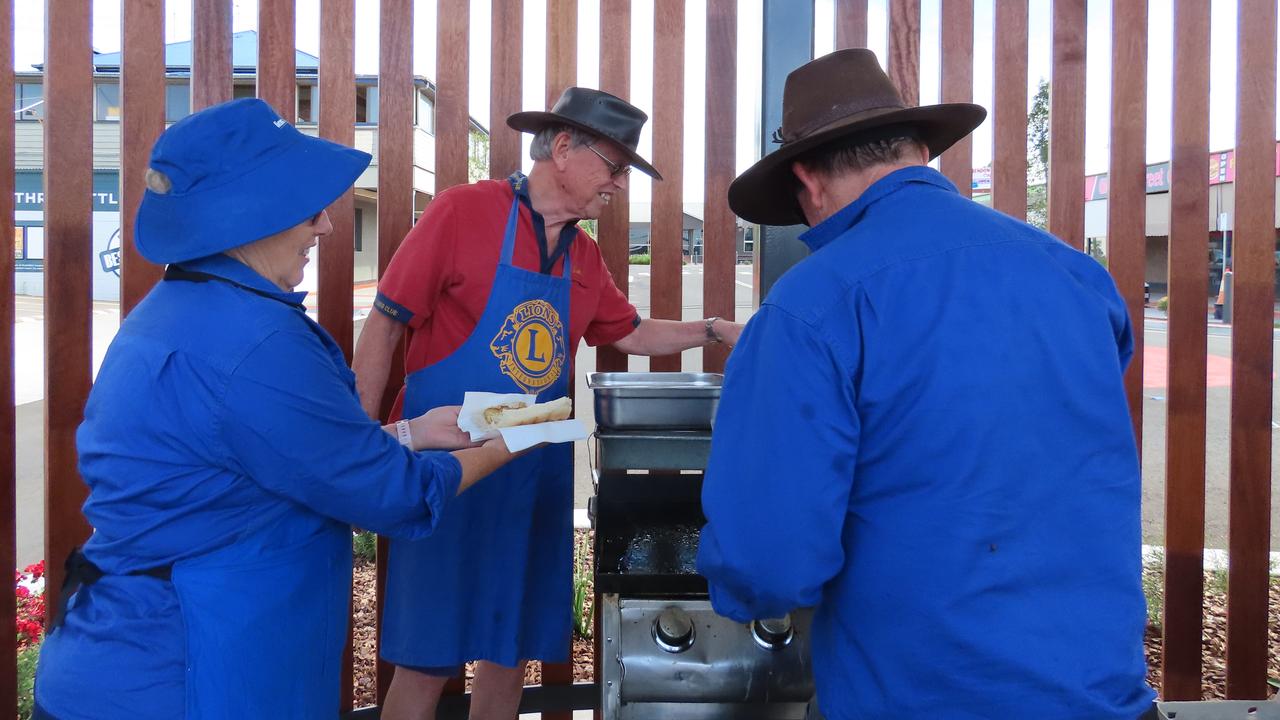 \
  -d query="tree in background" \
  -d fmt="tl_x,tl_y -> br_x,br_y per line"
468,129 -> 489,183
1026,78 -> 1050,229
